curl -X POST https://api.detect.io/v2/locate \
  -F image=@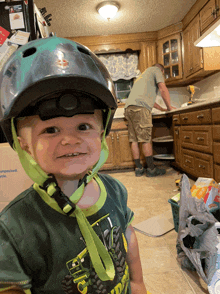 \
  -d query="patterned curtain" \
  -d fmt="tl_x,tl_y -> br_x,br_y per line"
97,52 -> 141,81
